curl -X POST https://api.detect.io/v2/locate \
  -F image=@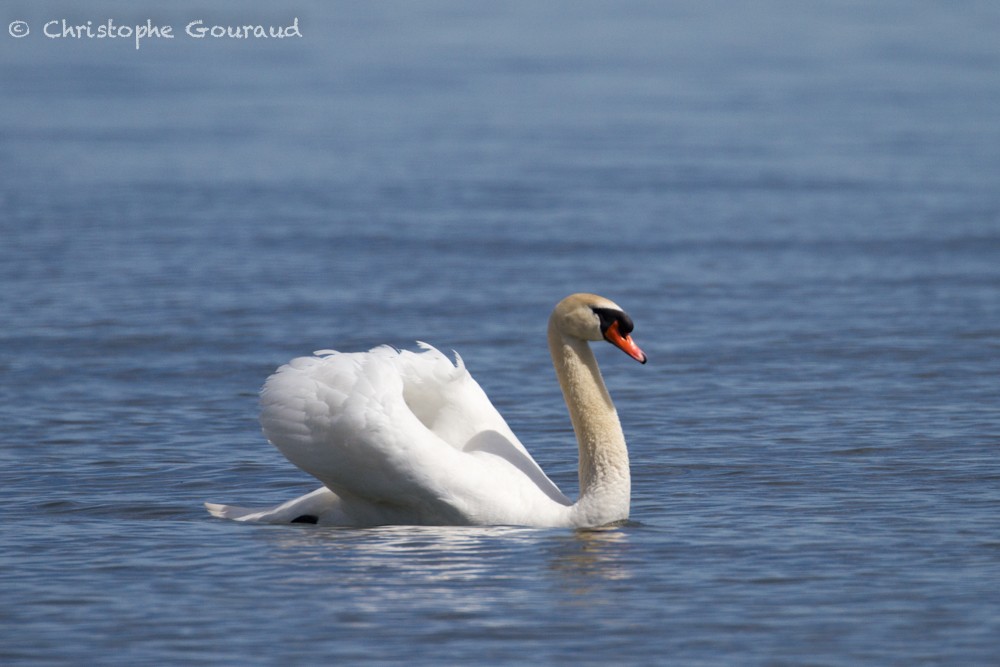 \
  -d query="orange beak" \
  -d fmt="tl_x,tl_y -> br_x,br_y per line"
604,320 -> 647,364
